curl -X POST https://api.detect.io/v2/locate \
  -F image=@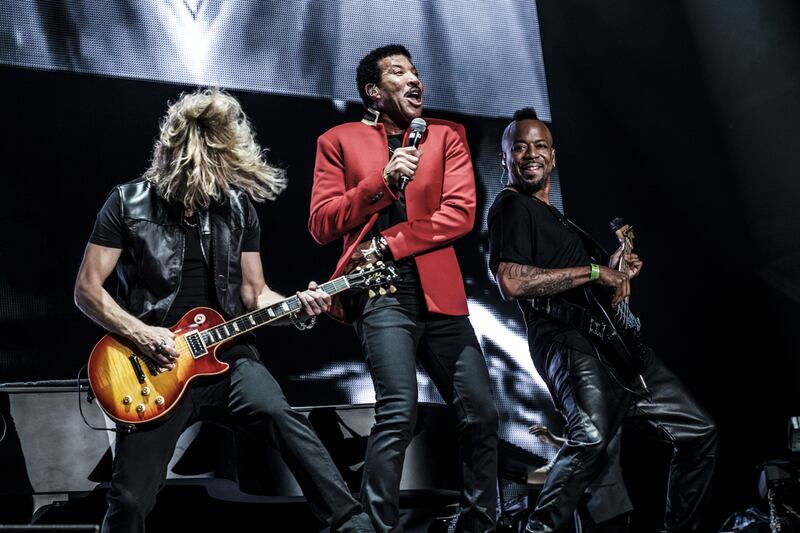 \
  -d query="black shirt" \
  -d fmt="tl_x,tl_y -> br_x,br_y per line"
90,190 -> 260,325
487,188 -> 590,276
487,188 -> 595,352
370,133 -> 408,237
